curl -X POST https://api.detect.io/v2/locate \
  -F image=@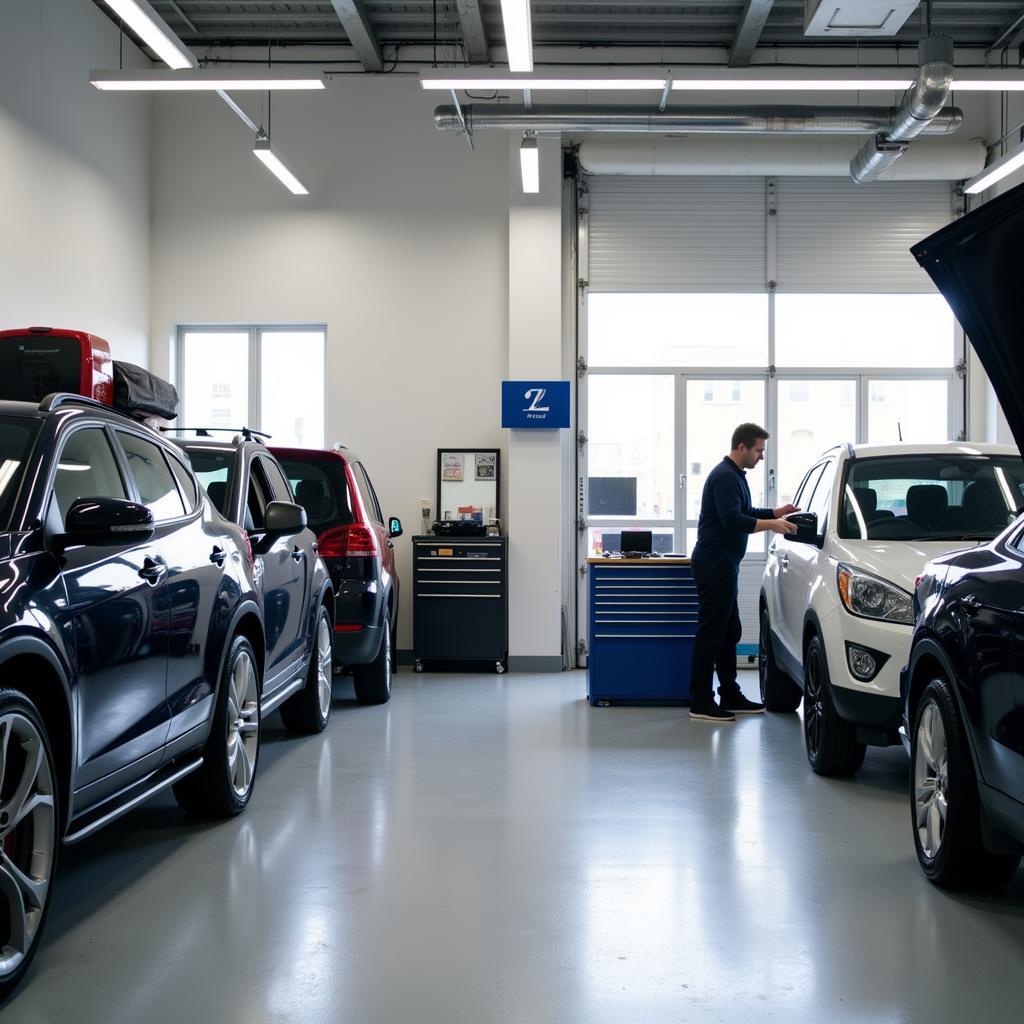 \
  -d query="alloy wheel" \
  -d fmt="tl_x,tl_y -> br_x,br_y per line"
914,700 -> 949,859
316,615 -> 332,719
804,649 -> 823,758
0,713 -> 56,982
225,651 -> 259,799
